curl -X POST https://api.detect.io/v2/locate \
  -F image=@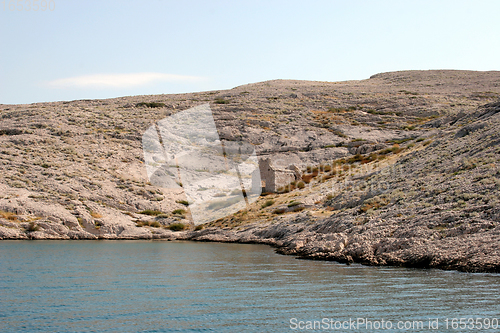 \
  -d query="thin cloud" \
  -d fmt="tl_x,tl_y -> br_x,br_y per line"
46,72 -> 205,89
